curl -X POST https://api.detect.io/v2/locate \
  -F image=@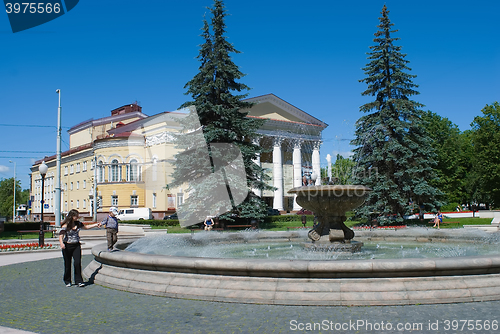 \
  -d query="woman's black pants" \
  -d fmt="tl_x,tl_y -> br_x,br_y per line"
62,242 -> 82,284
